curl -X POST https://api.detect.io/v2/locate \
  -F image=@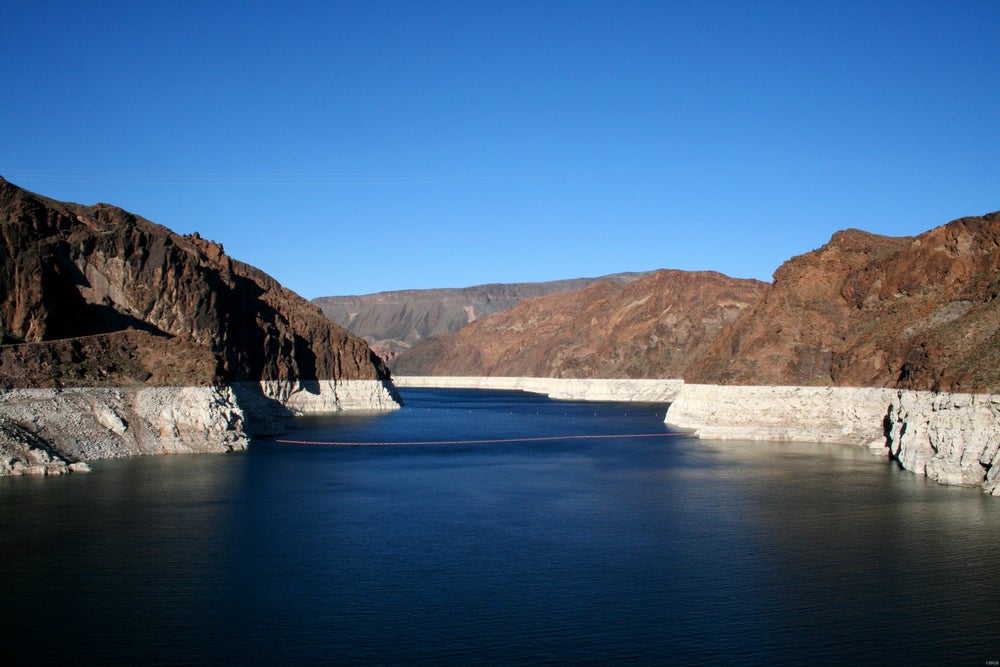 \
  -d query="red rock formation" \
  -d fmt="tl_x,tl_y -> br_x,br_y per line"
390,270 -> 767,378
0,177 -> 391,388
389,212 -> 1000,393
687,213 -> 1000,392
313,272 -> 654,359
